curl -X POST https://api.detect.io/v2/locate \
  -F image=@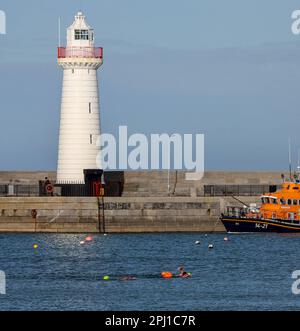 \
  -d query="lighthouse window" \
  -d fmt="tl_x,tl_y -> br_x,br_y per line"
75,29 -> 89,40
89,103 -> 91,113
90,134 -> 93,144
